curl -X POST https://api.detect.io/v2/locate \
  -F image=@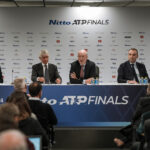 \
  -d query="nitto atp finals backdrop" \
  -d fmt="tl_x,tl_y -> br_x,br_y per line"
0,7 -> 149,84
